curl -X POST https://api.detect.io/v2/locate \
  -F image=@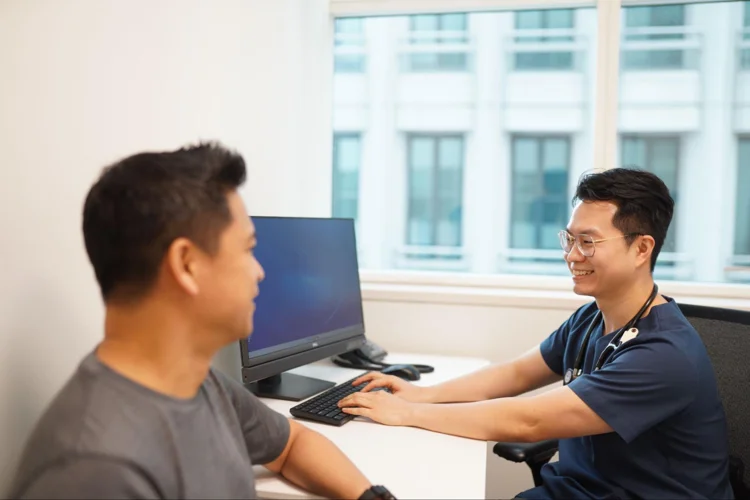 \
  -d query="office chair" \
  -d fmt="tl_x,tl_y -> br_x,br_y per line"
492,303 -> 750,497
